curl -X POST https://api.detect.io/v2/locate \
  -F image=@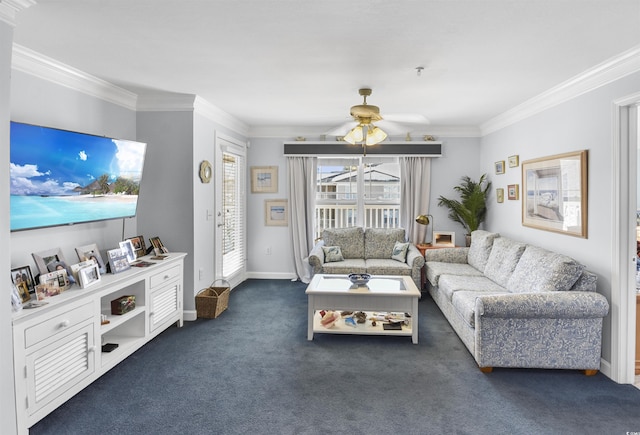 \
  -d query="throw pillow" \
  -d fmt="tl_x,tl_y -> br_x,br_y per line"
322,246 -> 344,263
391,241 -> 410,263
